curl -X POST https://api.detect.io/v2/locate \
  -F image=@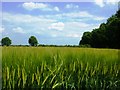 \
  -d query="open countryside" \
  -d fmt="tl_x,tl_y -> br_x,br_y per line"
1,1 -> 120,89
2,47 -> 120,89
